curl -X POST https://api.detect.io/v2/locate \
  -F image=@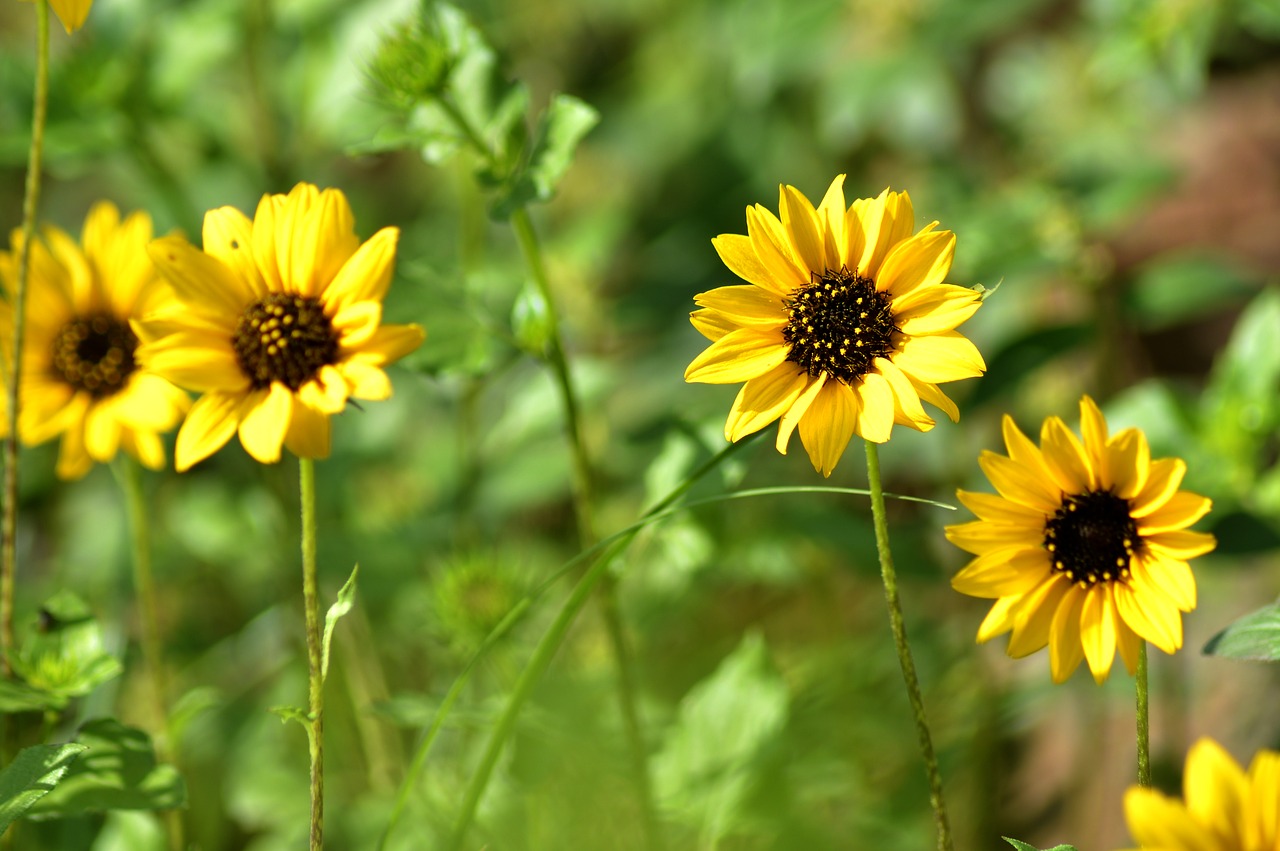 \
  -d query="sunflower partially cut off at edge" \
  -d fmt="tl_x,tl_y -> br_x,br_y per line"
0,203 -> 190,479
684,175 -> 986,476
1120,738 -> 1280,851
946,395 -> 1216,684
137,183 -> 425,472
